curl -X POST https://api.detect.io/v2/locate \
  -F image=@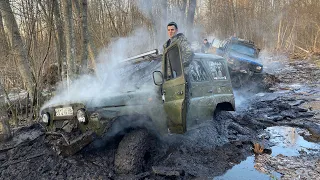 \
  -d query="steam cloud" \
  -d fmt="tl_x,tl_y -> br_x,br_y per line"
41,28 -> 158,110
42,2 -> 206,110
